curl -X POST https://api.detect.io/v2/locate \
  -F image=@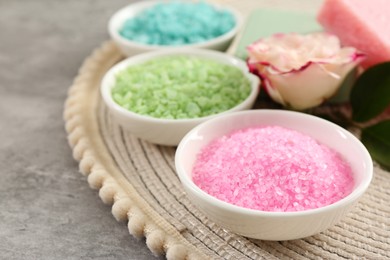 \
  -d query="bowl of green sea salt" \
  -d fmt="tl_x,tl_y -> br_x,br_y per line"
101,49 -> 260,146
